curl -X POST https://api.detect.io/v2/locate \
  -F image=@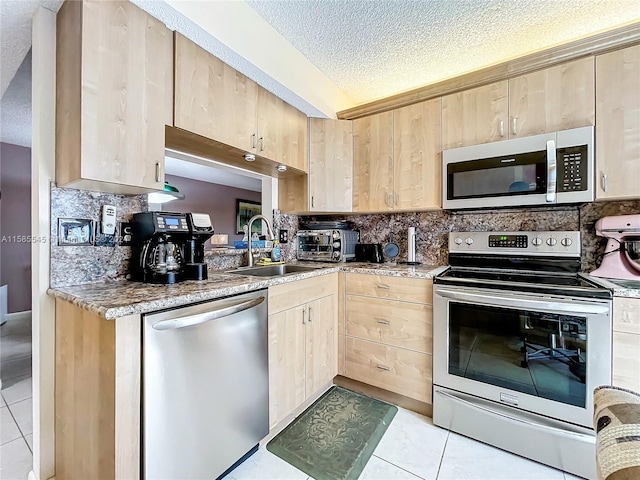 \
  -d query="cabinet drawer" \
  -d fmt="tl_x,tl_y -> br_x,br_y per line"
345,273 -> 432,304
613,297 -> 640,335
346,295 -> 432,354
269,273 -> 338,315
345,336 -> 432,403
